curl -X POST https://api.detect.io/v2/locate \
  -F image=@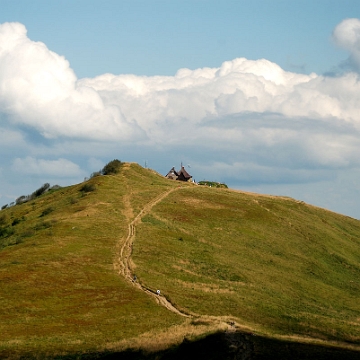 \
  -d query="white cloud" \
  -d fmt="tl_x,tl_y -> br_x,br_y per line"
2,21 -> 360,149
332,18 -> 360,70
11,157 -> 82,177
81,57 -> 360,134
80,58 -> 320,131
1,20 -> 360,218
0,22 -> 144,141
